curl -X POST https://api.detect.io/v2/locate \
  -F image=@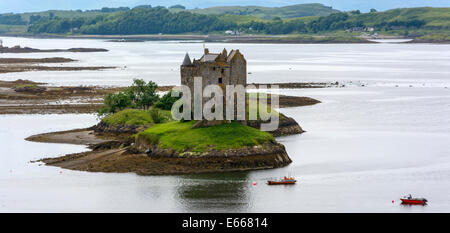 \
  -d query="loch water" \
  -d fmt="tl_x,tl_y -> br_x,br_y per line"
1,37 -> 450,212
